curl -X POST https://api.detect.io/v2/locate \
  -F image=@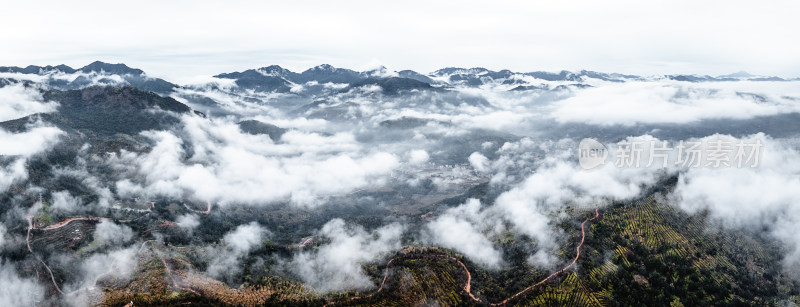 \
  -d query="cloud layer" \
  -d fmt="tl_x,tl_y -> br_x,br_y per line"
290,219 -> 404,292
550,81 -> 800,126
0,84 -> 59,122
111,116 -> 398,206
